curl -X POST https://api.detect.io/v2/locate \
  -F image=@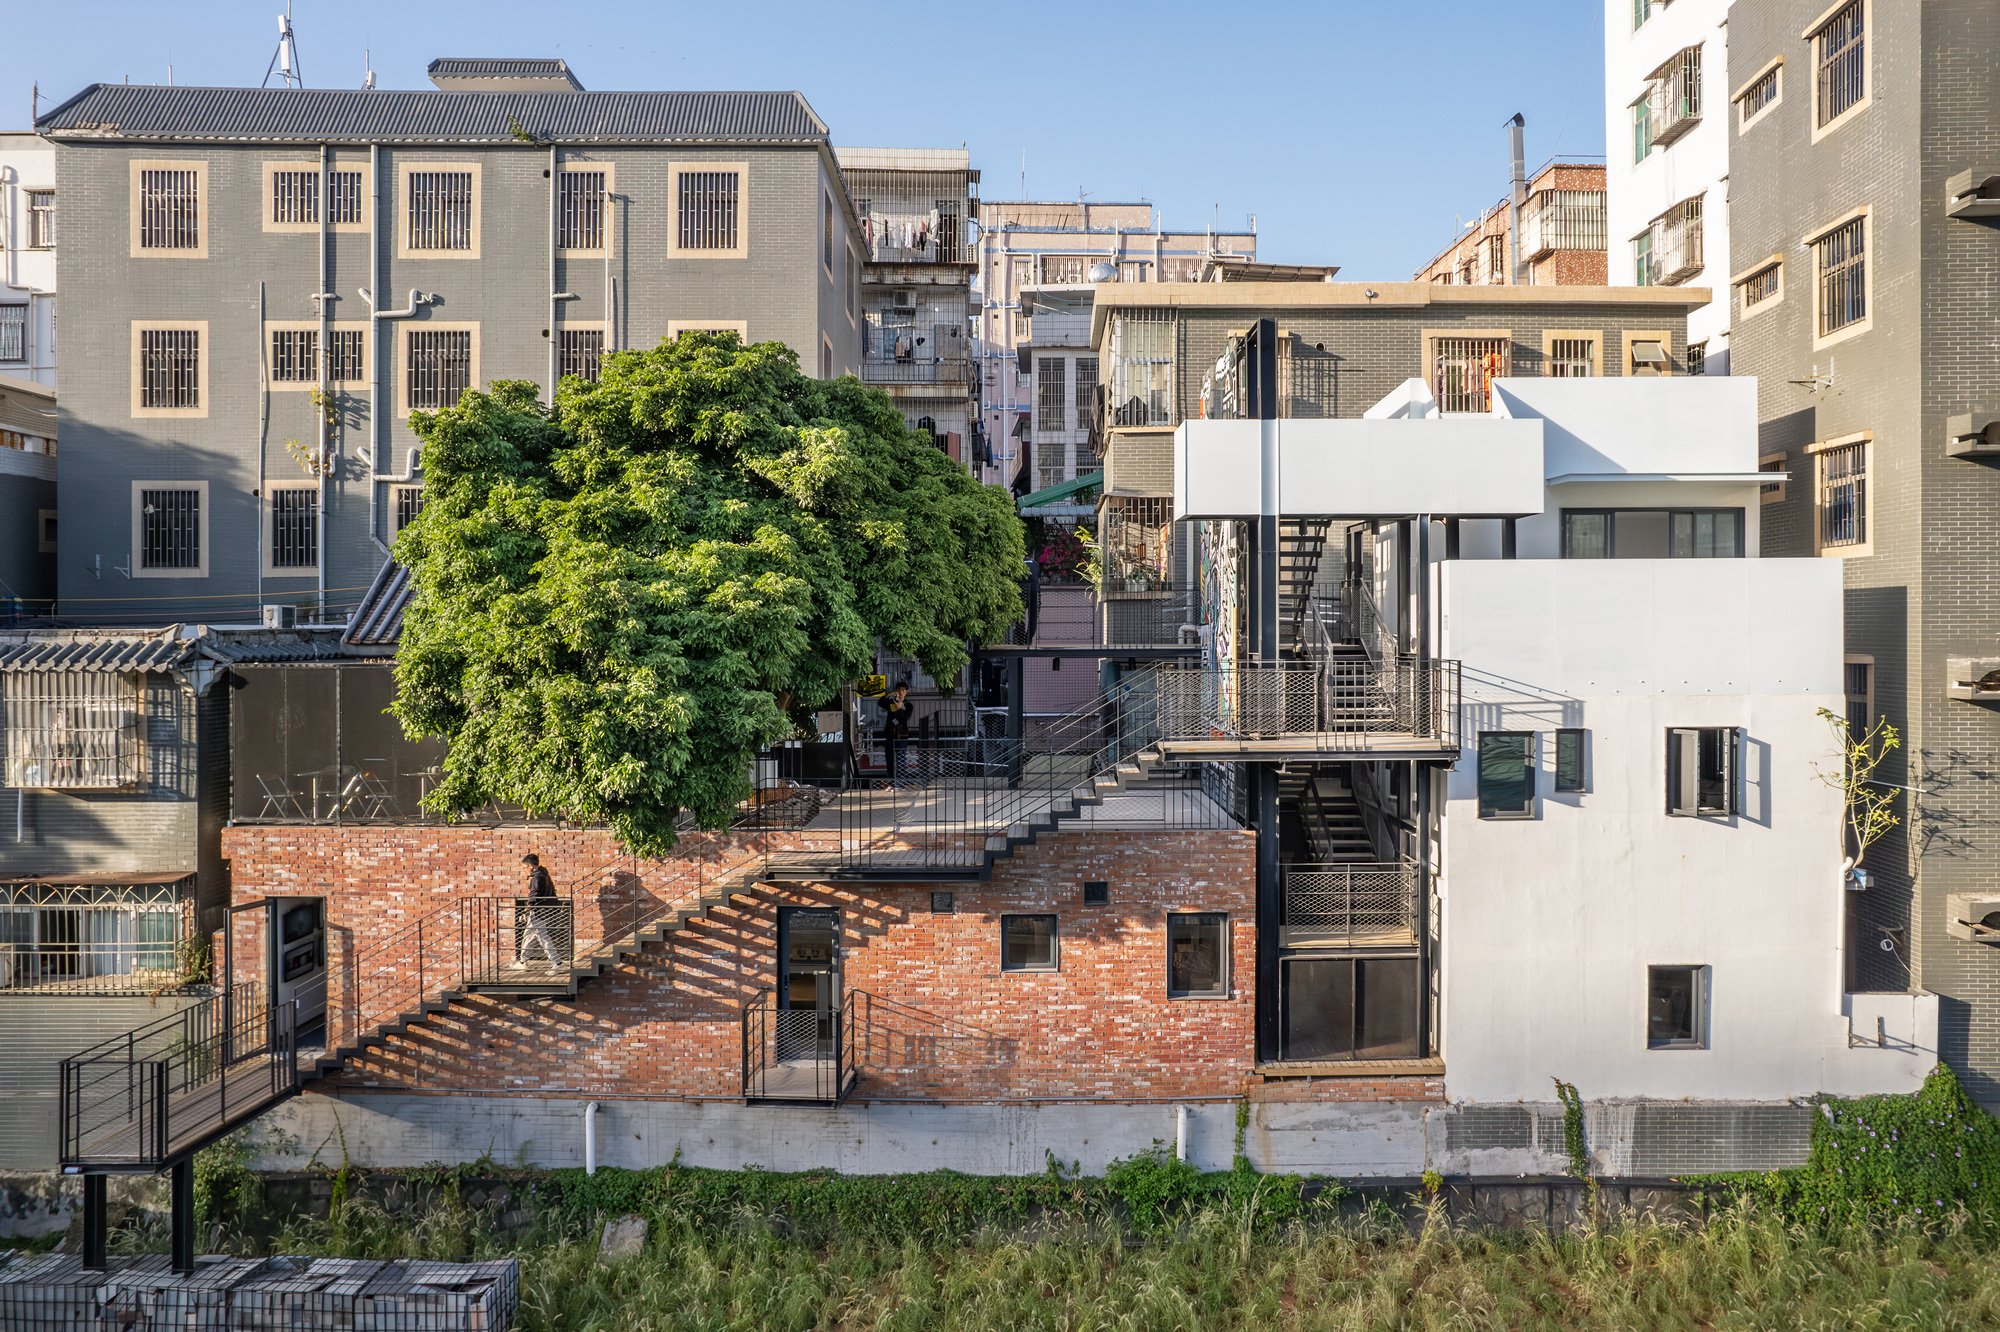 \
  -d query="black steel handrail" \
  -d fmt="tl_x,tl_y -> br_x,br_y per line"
741,986 -> 859,1104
